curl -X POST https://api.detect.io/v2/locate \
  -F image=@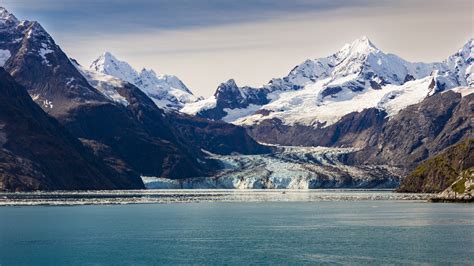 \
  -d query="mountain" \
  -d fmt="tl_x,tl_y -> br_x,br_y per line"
90,52 -> 199,110
0,68 -> 144,191
0,7 -> 210,179
183,36 -> 473,174
183,37 -> 471,128
0,7 -> 268,188
398,137 -> 473,193
74,60 -> 271,156
354,90 -> 473,170
0,5 -> 470,191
